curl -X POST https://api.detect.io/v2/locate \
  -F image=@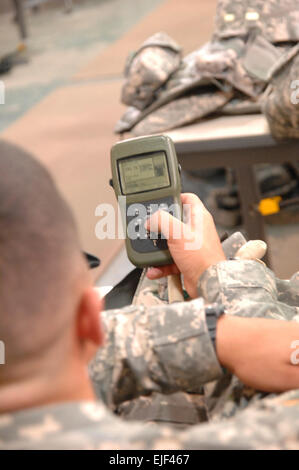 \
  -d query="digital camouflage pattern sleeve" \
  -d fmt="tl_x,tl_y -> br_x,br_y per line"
197,258 -> 299,422
198,259 -> 299,322
89,298 -> 223,409
276,272 -> 299,311
121,32 -> 181,111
